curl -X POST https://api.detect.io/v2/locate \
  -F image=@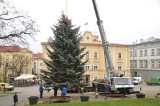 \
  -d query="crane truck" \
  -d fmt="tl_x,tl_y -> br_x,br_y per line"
92,0 -> 135,94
